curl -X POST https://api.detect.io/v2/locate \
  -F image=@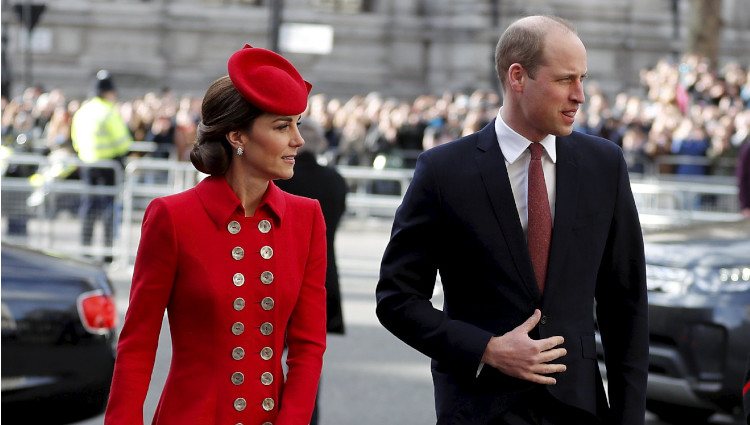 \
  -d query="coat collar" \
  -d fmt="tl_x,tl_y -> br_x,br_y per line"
195,175 -> 286,229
